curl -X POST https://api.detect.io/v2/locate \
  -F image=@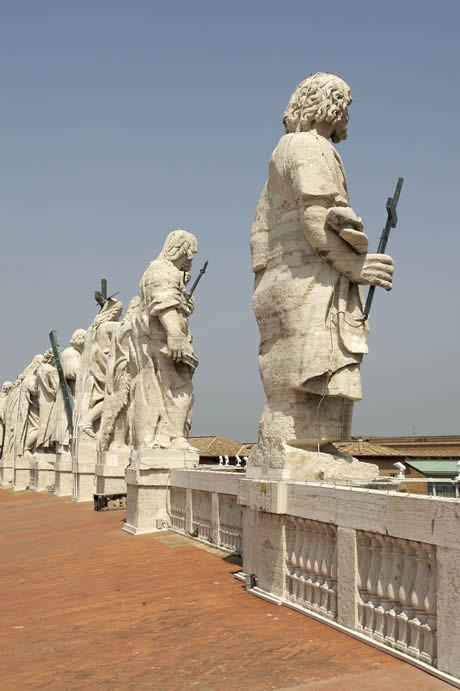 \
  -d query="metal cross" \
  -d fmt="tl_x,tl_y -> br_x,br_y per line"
94,278 -> 119,311
362,177 -> 404,320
